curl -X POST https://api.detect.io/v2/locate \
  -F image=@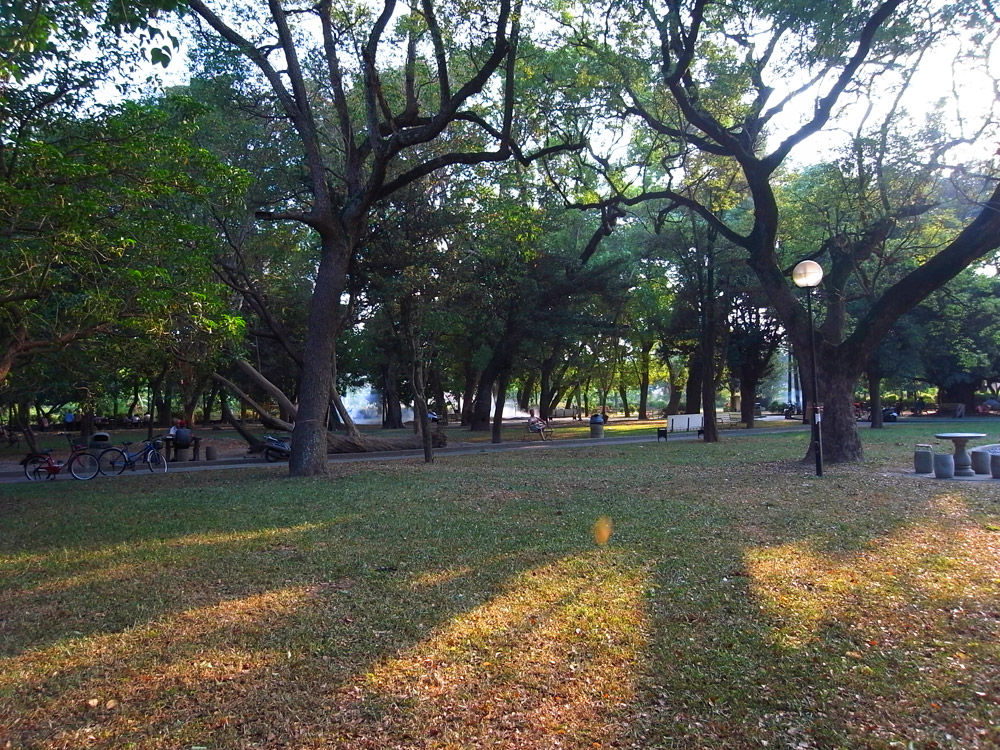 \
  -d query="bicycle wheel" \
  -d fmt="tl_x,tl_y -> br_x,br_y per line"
23,456 -> 49,481
70,453 -> 99,480
98,448 -> 128,476
145,449 -> 167,473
